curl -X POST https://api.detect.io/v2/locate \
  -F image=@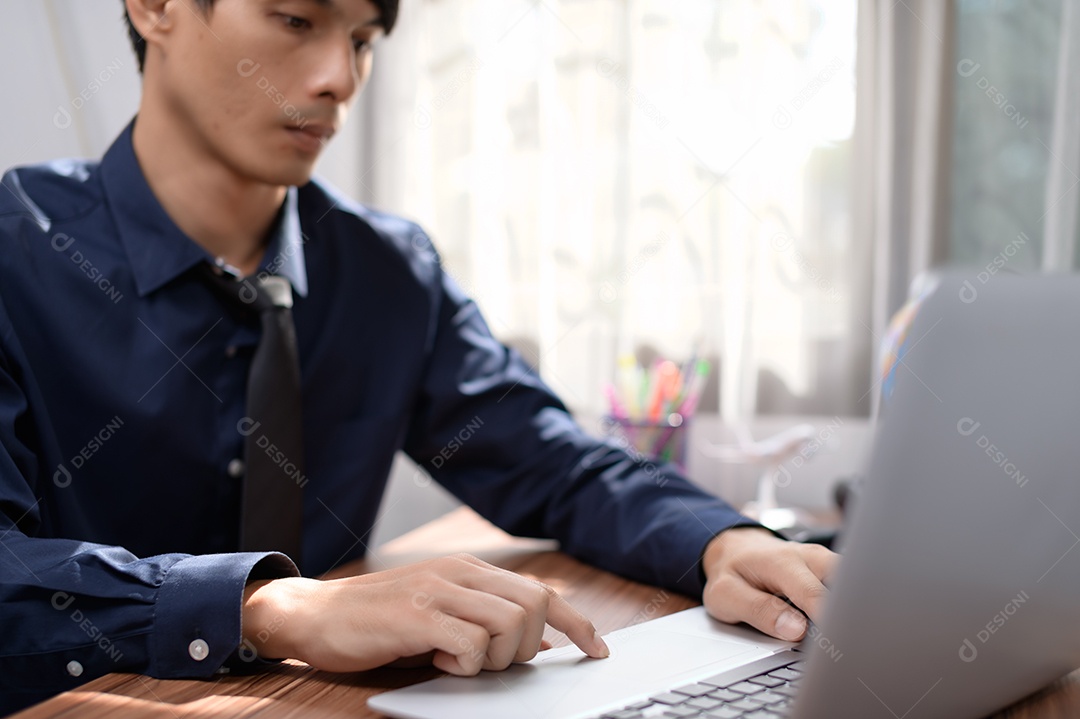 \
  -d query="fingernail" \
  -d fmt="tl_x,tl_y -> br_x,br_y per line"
593,631 -> 610,658
775,611 -> 807,641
